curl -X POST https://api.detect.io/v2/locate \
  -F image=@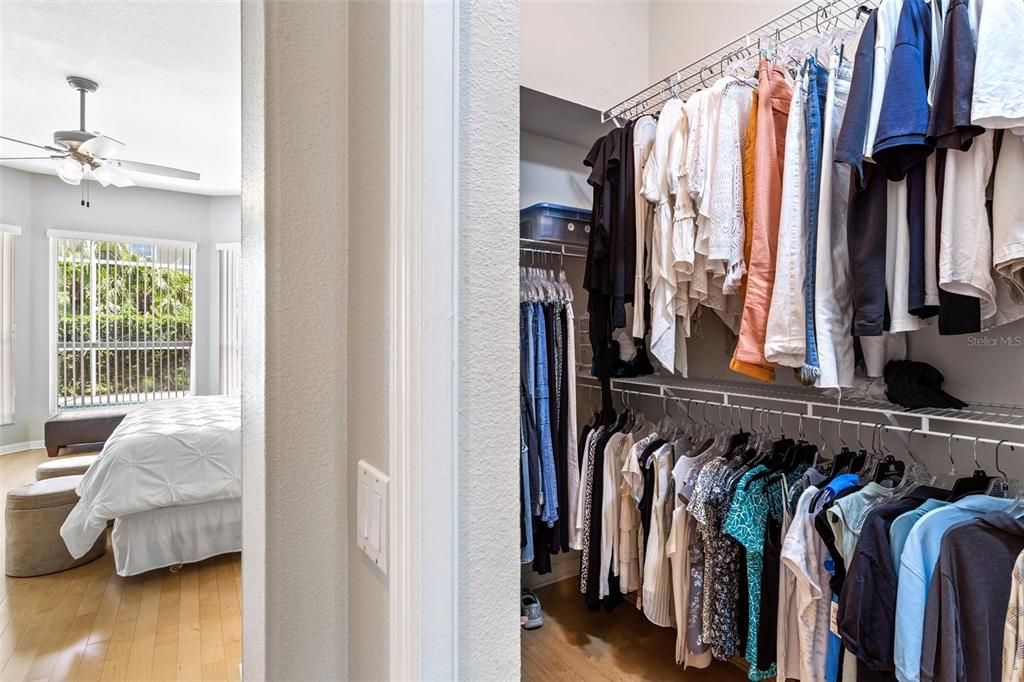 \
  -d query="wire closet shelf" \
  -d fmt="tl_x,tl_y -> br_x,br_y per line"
577,373 -> 1024,451
601,0 -> 877,123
